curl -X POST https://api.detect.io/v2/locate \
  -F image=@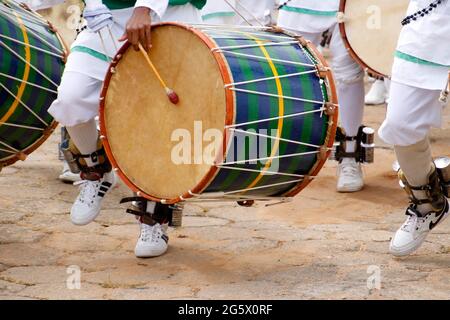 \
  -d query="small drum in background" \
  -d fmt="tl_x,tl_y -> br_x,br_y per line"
36,0 -> 83,46
100,23 -> 338,205
0,0 -> 66,168
338,0 -> 410,78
